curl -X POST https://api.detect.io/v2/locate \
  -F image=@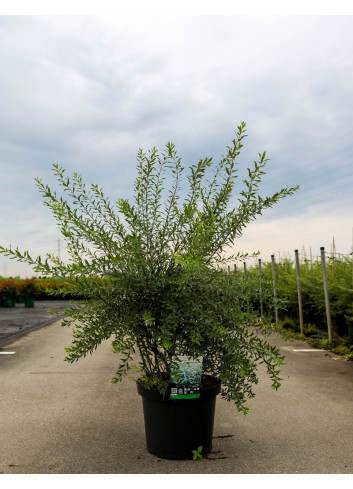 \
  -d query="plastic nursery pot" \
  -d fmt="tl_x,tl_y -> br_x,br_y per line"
3,298 -> 16,308
137,374 -> 221,460
24,298 -> 35,308
346,318 -> 353,343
